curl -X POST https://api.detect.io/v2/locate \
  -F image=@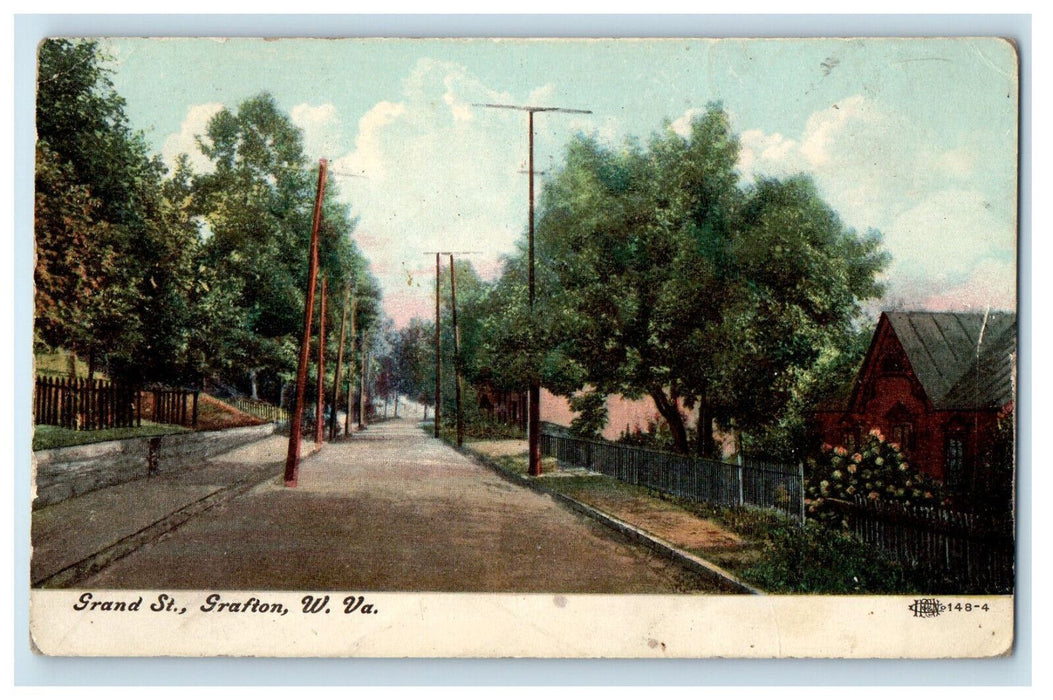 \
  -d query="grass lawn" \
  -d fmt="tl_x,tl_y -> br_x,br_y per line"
33,422 -> 189,451
34,350 -> 99,379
